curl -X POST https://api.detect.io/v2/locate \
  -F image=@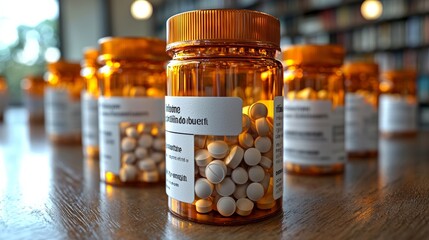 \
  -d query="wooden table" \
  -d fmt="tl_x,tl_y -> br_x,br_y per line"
1,108 -> 428,239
